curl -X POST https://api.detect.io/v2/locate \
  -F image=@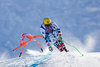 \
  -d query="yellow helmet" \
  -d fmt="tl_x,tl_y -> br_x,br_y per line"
43,18 -> 51,26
